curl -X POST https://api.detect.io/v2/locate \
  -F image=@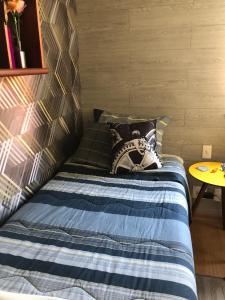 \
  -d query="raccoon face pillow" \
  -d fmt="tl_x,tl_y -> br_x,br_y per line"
109,120 -> 162,174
